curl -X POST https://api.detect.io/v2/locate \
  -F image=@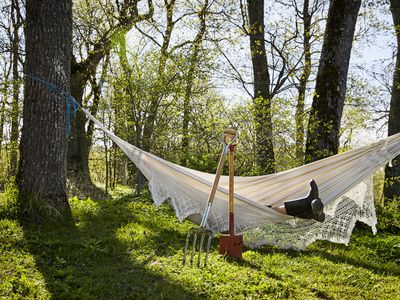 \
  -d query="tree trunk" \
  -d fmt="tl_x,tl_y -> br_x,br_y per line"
135,0 -> 175,194
0,98 -> 5,155
0,75 -> 10,156
295,0 -> 312,163
67,56 -> 109,198
247,0 -> 275,174
9,0 -> 22,177
384,0 -> 400,202
18,0 -> 72,222
305,0 -> 361,163
115,31 -> 142,192
103,110 -> 109,194
181,0 -> 208,167
68,68 -> 93,189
